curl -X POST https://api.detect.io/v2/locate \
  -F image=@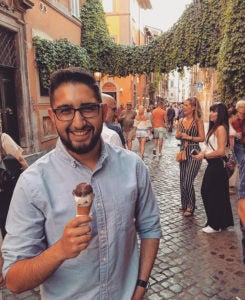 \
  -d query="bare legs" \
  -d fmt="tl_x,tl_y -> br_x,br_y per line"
127,139 -> 133,151
137,137 -> 147,159
153,138 -> 163,156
